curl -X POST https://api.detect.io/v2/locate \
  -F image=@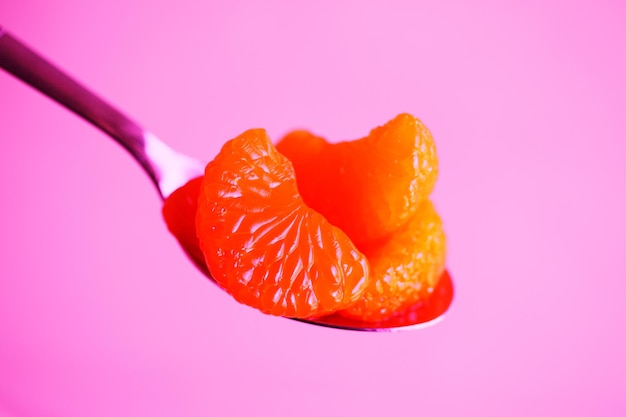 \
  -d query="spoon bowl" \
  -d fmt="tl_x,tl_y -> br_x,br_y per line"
0,28 -> 453,331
